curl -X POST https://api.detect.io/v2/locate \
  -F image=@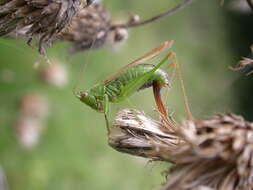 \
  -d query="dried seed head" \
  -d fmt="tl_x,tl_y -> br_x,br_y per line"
163,113 -> 253,190
108,109 -> 183,162
59,3 -> 111,54
111,108 -> 253,189
128,14 -> 140,24
3,2 -> 132,54
230,45 -> 253,75
38,61 -> 68,88
0,0 -> 85,54
60,3 -> 131,54
230,57 -> 253,75
111,27 -> 128,44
